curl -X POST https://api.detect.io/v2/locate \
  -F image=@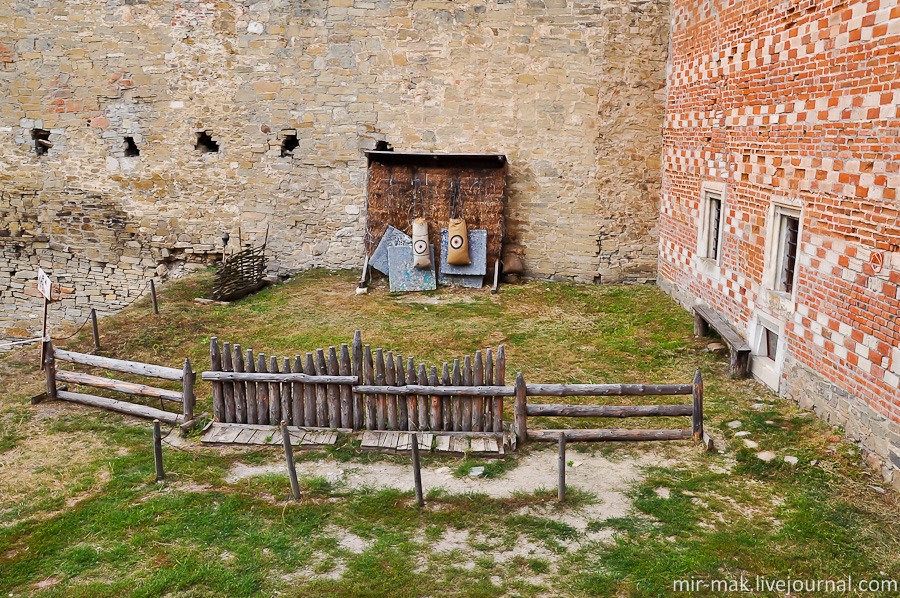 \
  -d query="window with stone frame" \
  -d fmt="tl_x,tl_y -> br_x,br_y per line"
698,187 -> 725,262
771,208 -> 801,295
